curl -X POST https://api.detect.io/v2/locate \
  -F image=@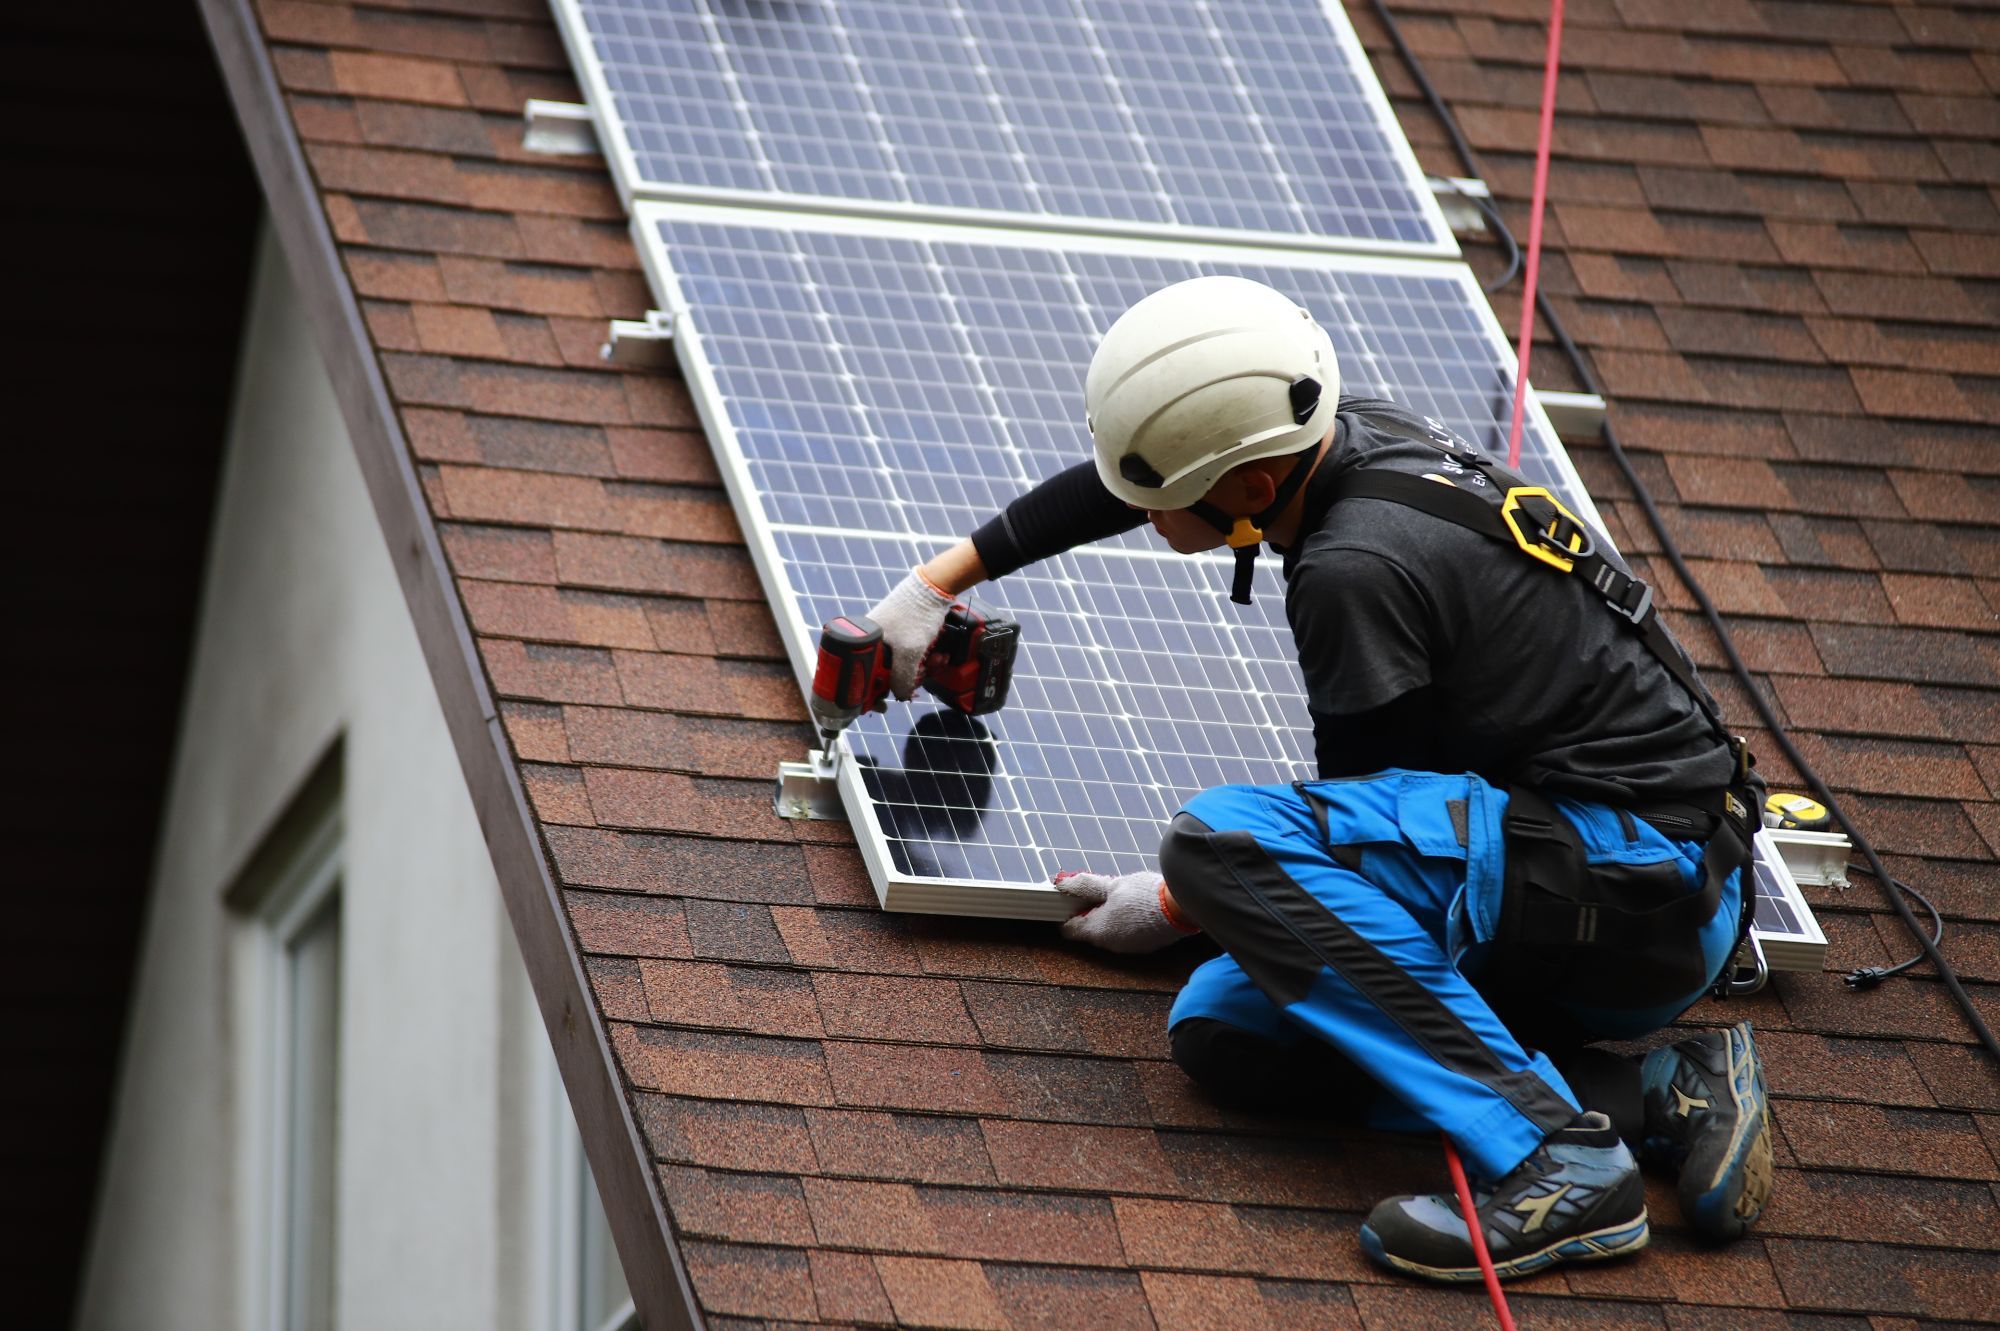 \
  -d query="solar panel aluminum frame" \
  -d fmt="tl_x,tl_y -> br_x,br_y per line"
1746,828 -> 1829,973
550,0 -> 1460,259
632,199 -> 1604,917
